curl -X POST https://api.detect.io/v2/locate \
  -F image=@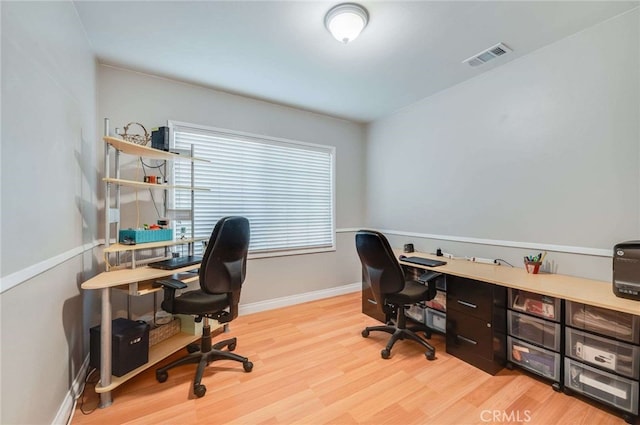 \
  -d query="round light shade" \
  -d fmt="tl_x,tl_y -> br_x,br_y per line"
324,3 -> 369,44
